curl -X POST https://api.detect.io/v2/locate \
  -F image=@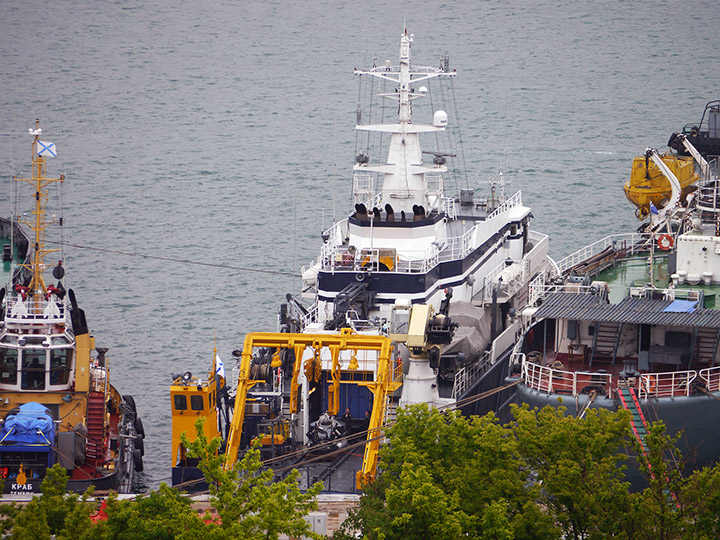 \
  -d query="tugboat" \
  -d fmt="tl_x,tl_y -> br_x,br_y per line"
171,31 -> 556,492
0,122 -> 142,494
511,134 -> 720,473
668,99 -> 720,158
